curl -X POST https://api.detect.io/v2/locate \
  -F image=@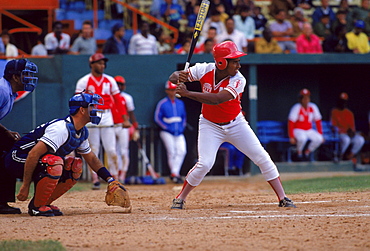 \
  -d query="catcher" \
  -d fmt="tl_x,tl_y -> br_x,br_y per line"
0,91 -> 130,216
